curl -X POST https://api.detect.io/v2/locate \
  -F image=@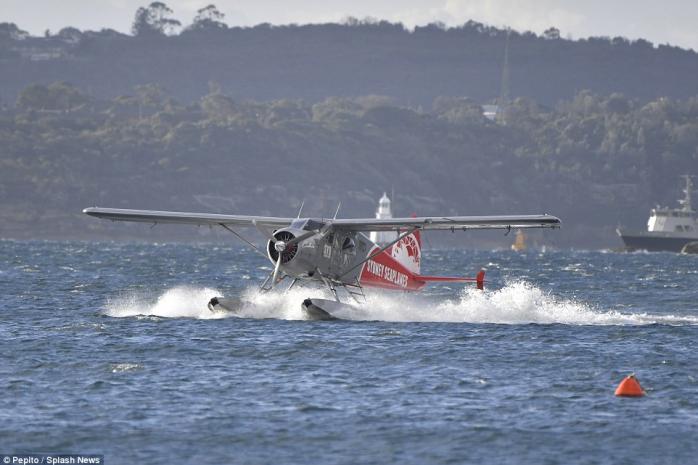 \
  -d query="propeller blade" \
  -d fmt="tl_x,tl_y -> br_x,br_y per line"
272,253 -> 282,284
